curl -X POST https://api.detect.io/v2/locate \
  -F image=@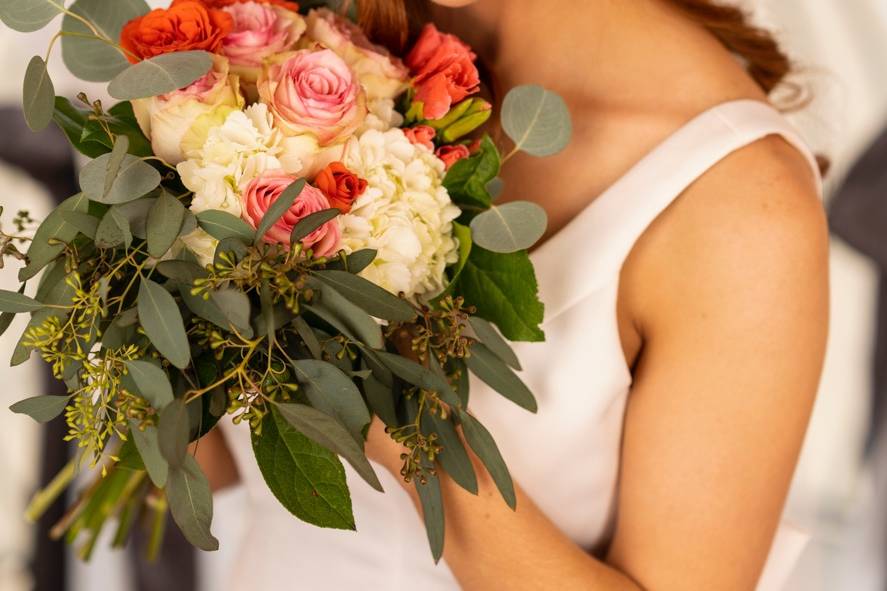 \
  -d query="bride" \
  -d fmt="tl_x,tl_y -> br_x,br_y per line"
203,0 -> 830,589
